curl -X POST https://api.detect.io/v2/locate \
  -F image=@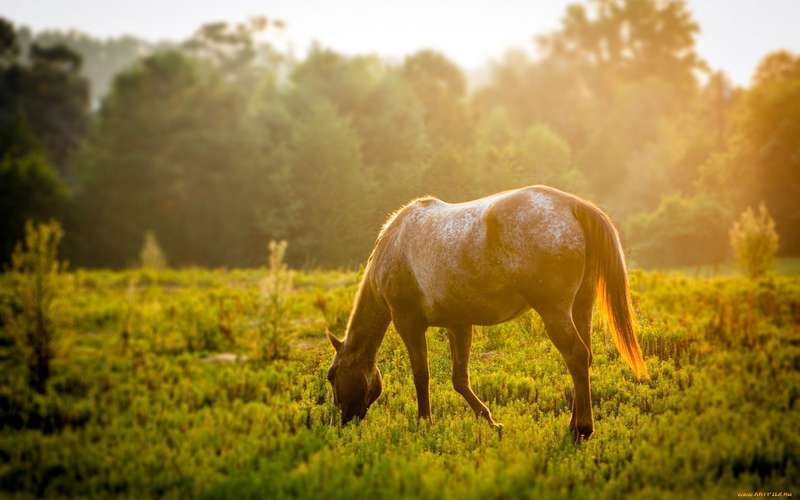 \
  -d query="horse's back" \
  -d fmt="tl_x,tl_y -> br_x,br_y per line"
375,186 -> 587,326
402,185 -> 585,263
484,186 -> 585,260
